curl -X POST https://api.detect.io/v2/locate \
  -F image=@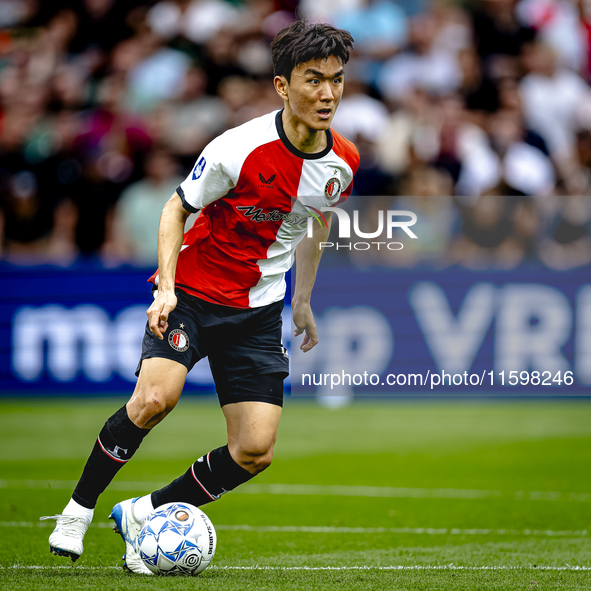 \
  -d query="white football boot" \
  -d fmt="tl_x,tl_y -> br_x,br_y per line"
40,512 -> 93,562
109,498 -> 153,575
